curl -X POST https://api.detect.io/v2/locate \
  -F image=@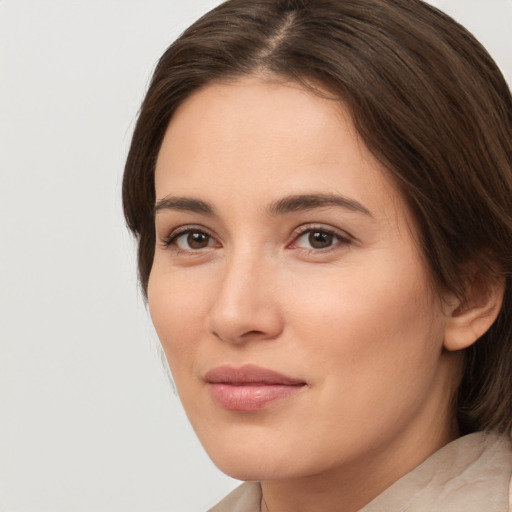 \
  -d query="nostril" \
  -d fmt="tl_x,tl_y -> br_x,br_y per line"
243,330 -> 264,337
211,327 -> 278,345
